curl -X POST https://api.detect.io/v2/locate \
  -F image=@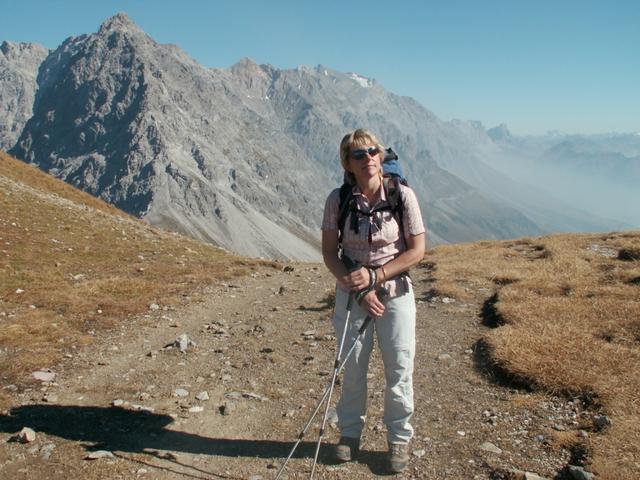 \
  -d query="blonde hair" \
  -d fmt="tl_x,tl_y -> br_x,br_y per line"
339,129 -> 385,184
